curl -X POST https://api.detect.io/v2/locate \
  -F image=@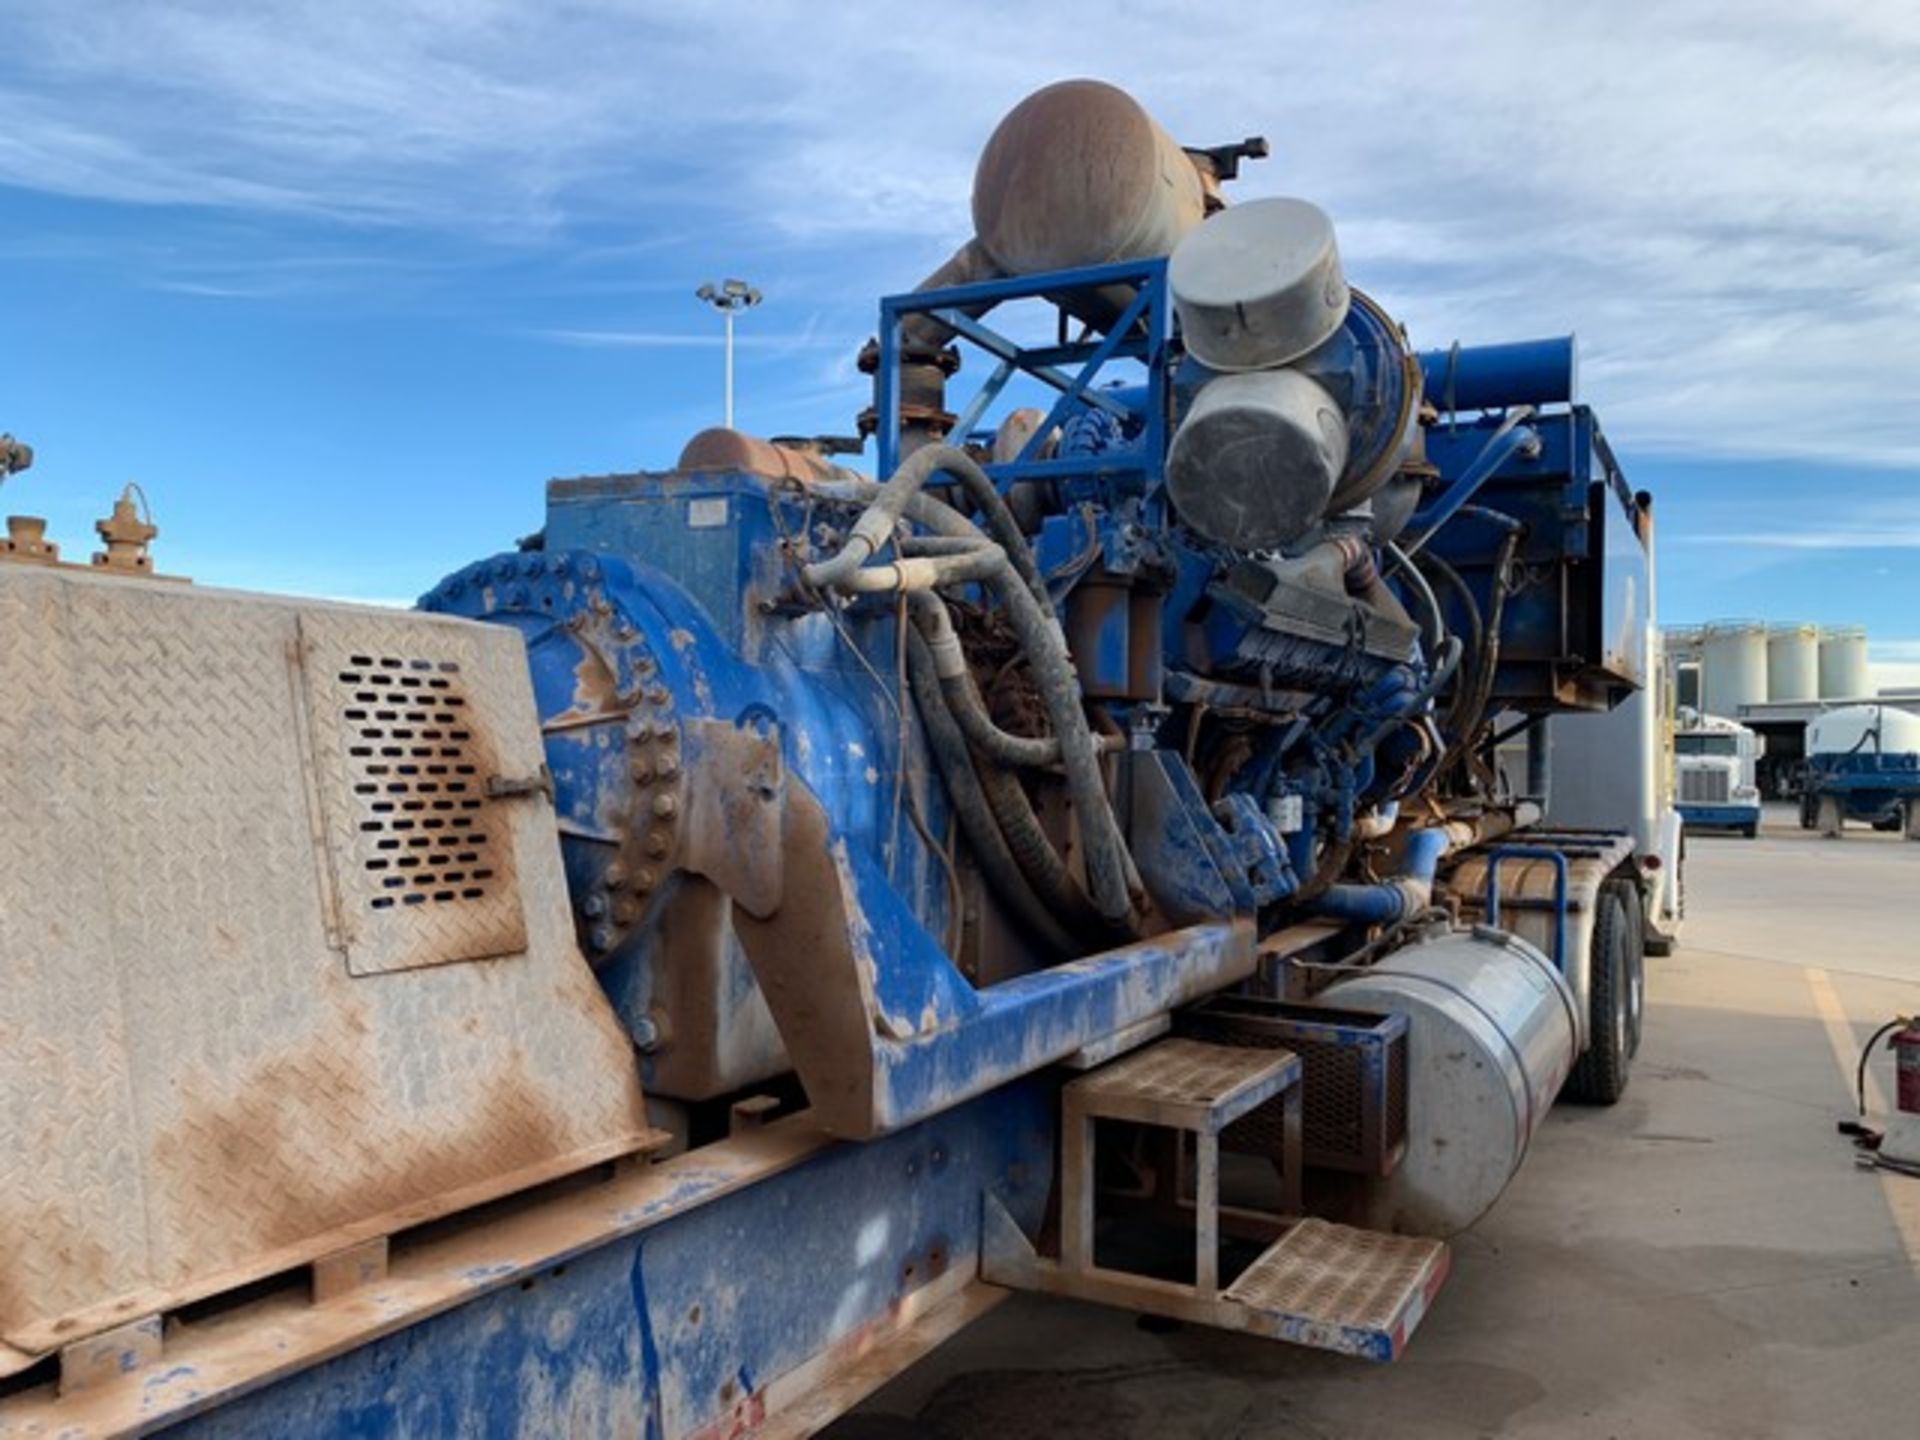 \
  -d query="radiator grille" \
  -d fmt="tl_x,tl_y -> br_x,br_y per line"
1679,768 -> 1731,803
